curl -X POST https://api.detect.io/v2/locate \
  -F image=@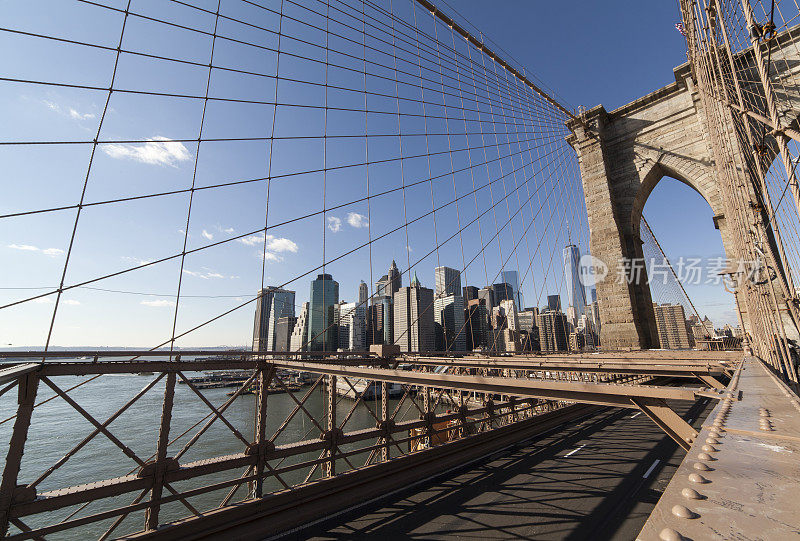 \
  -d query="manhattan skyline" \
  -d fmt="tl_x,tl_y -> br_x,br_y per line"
0,1 -> 735,349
